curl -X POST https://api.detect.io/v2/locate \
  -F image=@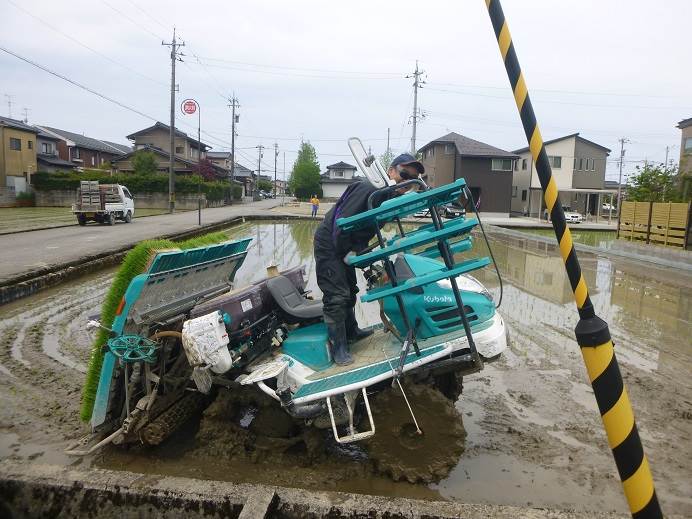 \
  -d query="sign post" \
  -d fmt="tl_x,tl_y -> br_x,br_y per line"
181,98 -> 202,225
